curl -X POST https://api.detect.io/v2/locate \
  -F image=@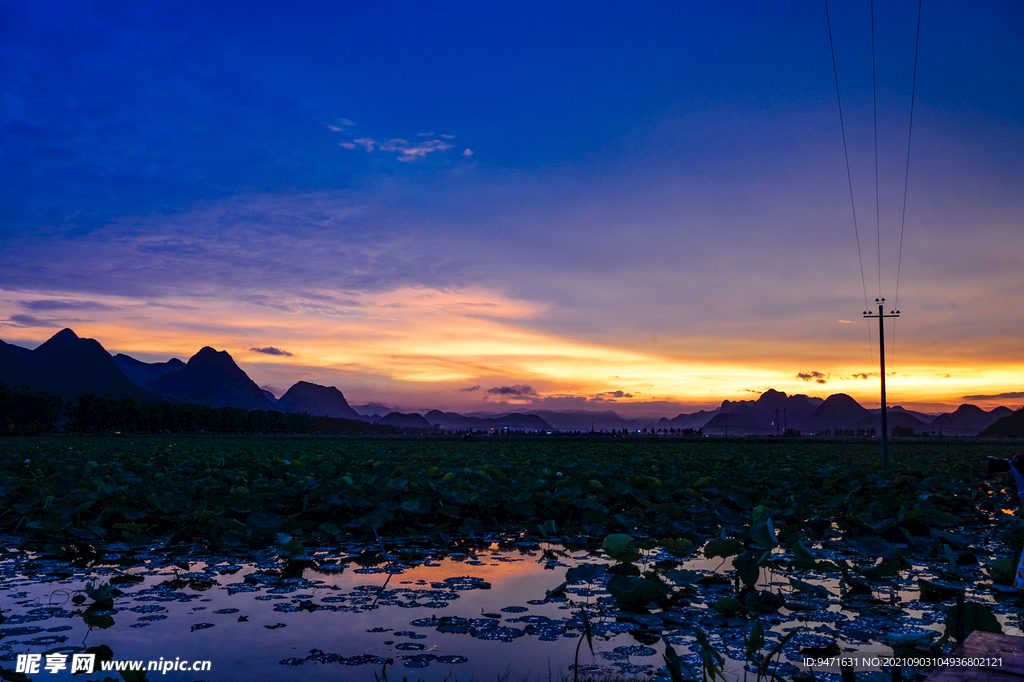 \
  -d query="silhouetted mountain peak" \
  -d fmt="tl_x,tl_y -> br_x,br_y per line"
148,346 -> 273,410
817,393 -> 864,410
50,328 -> 80,342
277,381 -> 361,420
377,411 -> 433,429
33,328 -> 83,361
0,328 -> 157,402
113,354 -> 186,388
191,346 -> 234,366
185,347 -> 253,381
757,388 -> 788,404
